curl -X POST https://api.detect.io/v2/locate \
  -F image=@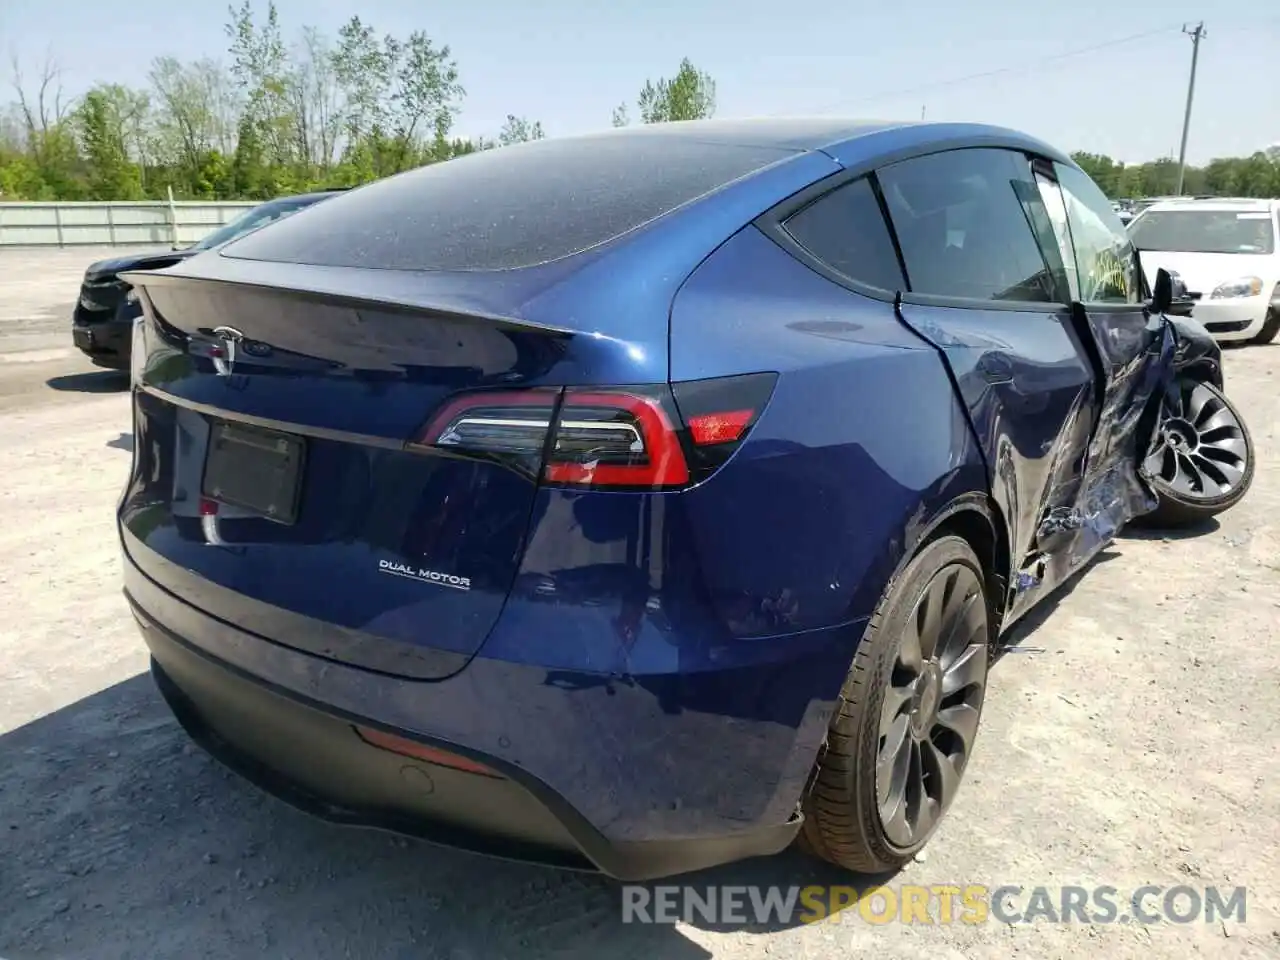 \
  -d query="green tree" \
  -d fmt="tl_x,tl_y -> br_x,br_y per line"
635,58 -> 716,123
1070,152 -> 1122,196
195,149 -> 232,198
331,16 -> 394,149
1138,158 -> 1179,197
329,17 -> 464,176
0,150 -> 47,199
28,124 -> 83,199
226,0 -> 293,166
498,114 -> 544,145
76,87 -> 144,199
1230,153 -> 1280,197
1203,157 -> 1240,196
9,54 -> 83,198
1064,150 -> 1278,200
387,30 -> 464,169
289,26 -> 342,169
15,10 -> 1279,206
230,113 -> 270,197
149,57 -> 237,196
